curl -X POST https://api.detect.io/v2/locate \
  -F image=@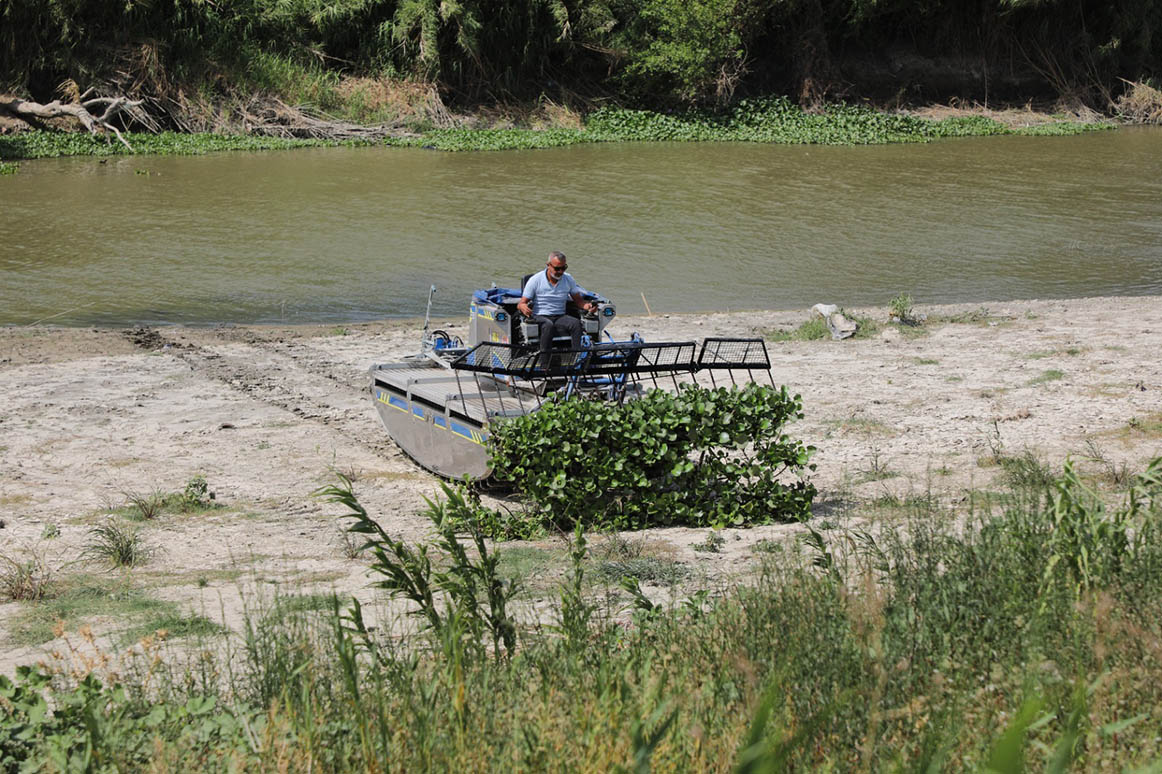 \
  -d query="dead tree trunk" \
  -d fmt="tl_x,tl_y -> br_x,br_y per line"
0,91 -> 147,149
790,0 -> 842,108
